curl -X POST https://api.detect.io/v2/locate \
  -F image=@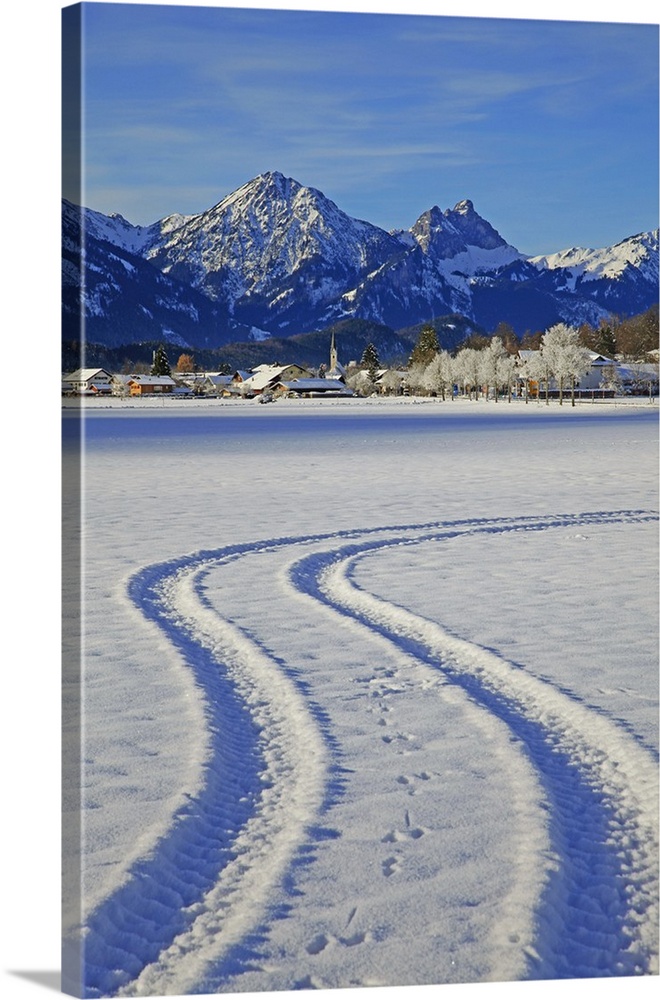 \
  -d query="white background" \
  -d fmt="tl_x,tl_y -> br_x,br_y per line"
1,2 -> 657,998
